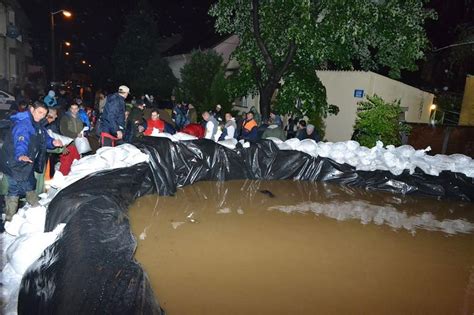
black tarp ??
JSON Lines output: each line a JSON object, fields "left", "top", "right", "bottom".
{"left": 18, "top": 138, "right": 474, "bottom": 314}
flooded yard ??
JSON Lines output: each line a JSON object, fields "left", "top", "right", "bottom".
{"left": 130, "top": 180, "right": 474, "bottom": 314}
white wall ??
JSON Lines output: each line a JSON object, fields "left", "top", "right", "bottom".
{"left": 317, "top": 71, "right": 370, "bottom": 141}
{"left": 165, "top": 54, "right": 191, "bottom": 81}
{"left": 369, "top": 72, "right": 433, "bottom": 123}
{"left": 318, "top": 71, "right": 433, "bottom": 142}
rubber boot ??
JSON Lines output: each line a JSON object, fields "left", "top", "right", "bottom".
{"left": 5, "top": 196, "right": 19, "bottom": 221}
{"left": 25, "top": 190, "right": 40, "bottom": 207}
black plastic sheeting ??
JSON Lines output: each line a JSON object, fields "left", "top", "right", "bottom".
{"left": 18, "top": 138, "right": 474, "bottom": 314}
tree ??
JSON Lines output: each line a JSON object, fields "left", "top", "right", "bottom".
{"left": 210, "top": 68, "right": 233, "bottom": 113}
{"left": 112, "top": 0, "right": 177, "bottom": 97}
{"left": 209, "top": 0, "right": 436, "bottom": 120}
{"left": 179, "top": 50, "right": 223, "bottom": 109}
{"left": 353, "top": 95, "right": 411, "bottom": 147}
{"left": 135, "top": 53, "right": 178, "bottom": 99}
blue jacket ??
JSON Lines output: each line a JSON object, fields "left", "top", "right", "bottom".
{"left": 78, "top": 108, "right": 91, "bottom": 129}
{"left": 100, "top": 93, "right": 125, "bottom": 135}
{"left": 0, "top": 111, "right": 55, "bottom": 180}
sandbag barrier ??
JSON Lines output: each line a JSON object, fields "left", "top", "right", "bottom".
{"left": 18, "top": 138, "right": 474, "bottom": 314}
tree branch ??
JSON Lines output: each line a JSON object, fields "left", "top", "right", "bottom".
{"left": 250, "top": 58, "right": 263, "bottom": 90}
{"left": 432, "top": 41, "right": 474, "bottom": 52}
{"left": 251, "top": 0, "right": 274, "bottom": 74}
{"left": 274, "top": 40, "right": 297, "bottom": 83}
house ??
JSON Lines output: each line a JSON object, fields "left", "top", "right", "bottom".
{"left": 0, "top": 0, "right": 33, "bottom": 93}
{"left": 165, "top": 35, "right": 239, "bottom": 81}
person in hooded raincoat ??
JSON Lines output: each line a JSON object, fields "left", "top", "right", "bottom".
{"left": 0, "top": 102, "right": 63, "bottom": 221}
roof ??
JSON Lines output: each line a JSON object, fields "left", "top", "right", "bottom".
{"left": 161, "top": 31, "right": 227, "bottom": 57}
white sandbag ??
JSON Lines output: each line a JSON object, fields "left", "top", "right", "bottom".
{"left": 151, "top": 128, "right": 161, "bottom": 137}
{"left": 394, "top": 145, "right": 416, "bottom": 158}
{"left": 344, "top": 140, "right": 360, "bottom": 151}
{"left": 277, "top": 142, "right": 293, "bottom": 150}
{"left": 449, "top": 153, "right": 471, "bottom": 165}
{"left": 174, "top": 132, "right": 198, "bottom": 141}
{"left": 153, "top": 132, "right": 175, "bottom": 141}
{"left": 266, "top": 137, "right": 283, "bottom": 145}
{"left": 218, "top": 138, "right": 237, "bottom": 149}
{"left": 4, "top": 214, "right": 27, "bottom": 237}
{"left": 284, "top": 138, "right": 301, "bottom": 150}
{"left": 316, "top": 142, "right": 332, "bottom": 157}
{"left": 47, "top": 130, "right": 74, "bottom": 146}
{"left": 296, "top": 139, "right": 318, "bottom": 157}
{"left": 6, "top": 224, "right": 65, "bottom": 275}
{"left": 75, "top": 136, "right": 92, "bottom": 154}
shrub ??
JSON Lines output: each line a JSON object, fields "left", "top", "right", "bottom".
{"left": 353, "top": 95, "right": 411, "bottom": 147}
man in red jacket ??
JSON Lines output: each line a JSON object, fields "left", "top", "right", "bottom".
{"left": 143, "top": 110, "right": 165, "bottom": 136}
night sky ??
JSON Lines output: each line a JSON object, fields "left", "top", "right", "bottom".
{"left": 18, "top": 0, "right": 473, "bottom": 91}
{"left": 19, "top": 0, "right": 217, "bottom": 71}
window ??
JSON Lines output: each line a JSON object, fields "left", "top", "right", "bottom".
{"left": 399, "top": 107, "right": 408, "bottom": 121}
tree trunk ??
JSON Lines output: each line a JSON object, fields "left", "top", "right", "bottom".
{"left": 259, "top": 85, "right": 275, "bottom": 120}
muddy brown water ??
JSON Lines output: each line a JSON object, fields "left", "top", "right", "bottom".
{"left": 129, "top": 180, "right": 474, "bottom": 314}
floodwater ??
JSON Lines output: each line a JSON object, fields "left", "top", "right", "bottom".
{"left": 129, "top": 180, "right": 474, "bottom": 314}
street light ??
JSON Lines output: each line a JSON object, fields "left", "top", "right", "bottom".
{"left": 64, "top": 41, "right": 71, "bottom": 47}
{"left": 50, "top": 9, "right": 72, "bottom": 82}
{"left": 81, "top": 60, "right": 87, "bottom": 64}
{"left": 65, "top": 52, "right": 70, "bottom": 56}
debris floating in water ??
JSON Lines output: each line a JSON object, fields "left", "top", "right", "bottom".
{"left": 259, "top": 190, "right": 276, "bottom": 198}
{"left": 171, "top": 221, "right": 185, "bottom": 229}
{"left": 216, "top": 208, "right": 232, "bottom": 214}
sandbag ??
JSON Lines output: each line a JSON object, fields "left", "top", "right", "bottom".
{"left": 74, "top": 136, "right": 92, "bottom": 154}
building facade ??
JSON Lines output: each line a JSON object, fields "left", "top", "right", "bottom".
{"left": 317, "top": 70, "right": 434, "bottom": 142}
{"left": 0, "top": 0, "right": 32, "bottom": 93}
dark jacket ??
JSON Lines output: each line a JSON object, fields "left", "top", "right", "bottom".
{"left": 60, "top": 111, "right": 84, "bottom": 139}
{"left": 262, "top": 125, "right": 287, "bottom": 141}
{"left": 298, "top": 128, "right": 320, "bottom": 142}
{"left": 0, "top": 111, "right": 54, "bottom": 180}
{"left": 187, "top": 108, "right": 197, "bottom": 124}
{"left": 241, "top": 119, "right": 258, "bottom": 141}
{"left": 44, "top": 119, "right": 60, "bottom": 134}
{"left": 100, "top": 93, "right": 125, "bottom": 135}
{"left": 129, "top": 107, "right": 144, "bottom": 125}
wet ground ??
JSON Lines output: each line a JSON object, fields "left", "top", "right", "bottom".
{"left": 129, "top": 180, "right": 474, "bottom": 314}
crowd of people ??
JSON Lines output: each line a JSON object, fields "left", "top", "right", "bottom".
{"left": 0, "top": 83, "right": 321, "bottom": 222}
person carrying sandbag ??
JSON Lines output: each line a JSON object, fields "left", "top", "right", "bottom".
{"left": 0, "top": 101, "right": 63, "bottom": 221}
{"left": 59, "top": 103, "right": 85, "bottom": 175}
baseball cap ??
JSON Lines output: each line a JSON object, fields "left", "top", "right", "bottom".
{"left": 118, "top": 85, "right": 130, "bottom": 94}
